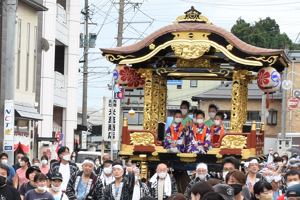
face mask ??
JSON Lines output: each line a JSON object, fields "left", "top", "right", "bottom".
{"left": 277, "top": 162, "right": 282, "bottom": 165}
{"left": 283, "top": 160, "right": 287, "bottom": 165}
{"left": 287, "top": 181, "right": 300, "bottom": 188}
{"left": 158, "top": 173, "right": 167, "bottom": 179}
{"left": 37, "top": 186, "right": 47, "bottom": 191}
{"left": 20, "top": 162, "right": 25, "bottom": 167}
{"left": 41, "top": 160, "right": 48, "bottom": 165}
{"left": 214, "top": 120, "right": 220, "bottom": 126}
{"left": 197, "top": 174, "right": 206, "bottom": 180}
{"left": 209, "top": 112, "right": 216, "bottom": 119}
{"left": 62, "top": 155, "right": 70, "bottom": 161}
{"left": 18, "top": 159, "right": 21, "bottom": 163}
{"left": 197, "top": 119, "right": 204, "bottom": 124}
{"left": 269, "top": 151, "right": 273, "bottom": 154}
{"left": 229, "top": 184, "right": 243, "bottom": 195}
{"left": 51, "top": 184, "right": 60, "bottom": 192}
{"left": 193, "top": 118, "right": 197, "bottom": 123}
{"left": 0, "top": 176, "right": 6, "bottom": 186}
{"left": 33, "top": 163, "right": 40, "bottom": 167}
{"left": 72, "top": 154, "right": 76, "bottom": 157}
{"left": 1, "top": 160, "right": 7, "bottom": 165}
{"left": 175, "top": 118, "right": 182, "bottom": 123}
{"left": 103, "top": 167, "right": 112, "bottom": 175}
{"left": 135, "top": 176, "right": 140, "bottom": 181}
{"left": 181, "top": 109, "right": 188, "bottom": 116}
{"left": 222, "top": 171, "right": 229, "bottom": 180}
{"left": 95, "top": 161, "right": 100, "bottom": 165}
{"left": 274, "top": 154, "right": 279, "bottom": 157}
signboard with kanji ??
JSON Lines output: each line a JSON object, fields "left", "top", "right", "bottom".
{"left": 102, "top": 97, "right": 121, "bottom": 143}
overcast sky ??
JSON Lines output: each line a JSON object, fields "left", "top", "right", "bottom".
{"left": 77, "top": 0, "right": 300, "bottom": 112}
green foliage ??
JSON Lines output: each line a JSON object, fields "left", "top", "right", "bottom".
{"left": 231, "top": 17, "right": 299, "bottom": 50}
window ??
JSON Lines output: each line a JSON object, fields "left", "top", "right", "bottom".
{"left": 17, "top": 19, "right": 22, "bottom": 89}
{"left": 190, "top": 80, "right": 197, "bottom": 87}
{"left": 124, "top": 112, "right": 143, "bottom": 125}
{"left": 26, "top": 23, "right": 30, "bottom": 91}
{"left": 247, "top": 111, "right": 261, "bottom": 121}
{"left": 33, "top": 26, "right": 37, "bottom": 92}
{"left": 177, "top": 85, "right": 182, "bottom": 89}
{"left": 267, "top": 109, "right": 277, "bottom": 125}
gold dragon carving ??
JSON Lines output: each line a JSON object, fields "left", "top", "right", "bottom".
{"left": 220, "top": 135, "right": 247, "bottom": 149}
{"left": 130, "top": 132, "right": 155, "bottom": 146}
{"left": 171, "top": 43, "right": 211, "bottom": 59}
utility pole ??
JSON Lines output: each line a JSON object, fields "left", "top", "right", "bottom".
{"left": 82, "top": 0, "right": 89, "bottom": 126}
{"left": 5, "top": 0, "right": 17, "bottom": 165}
{"left": 117, "top": 0, "right": 124, "bottom": 47}
{"left": 281, "top": 67, "right": 287, "bottom": 139}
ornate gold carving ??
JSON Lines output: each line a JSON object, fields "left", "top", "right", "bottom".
{"left": 123, "top": 117, "right": 128, "bottom": 127}
{"left": 149, "top": 43, "right": 155, "bottom": 50}
{"left": 118, "top": 40, "right": 263, "bottom": 67}
{"left": 105, "top": 54, "right": 134, "bottom": 62}
{"left": 210, "top": 63, "right": 220, "bottom": 68}
{"left": 176, "top": 58, "right": 210, "bottom": 68}
{"left": 177, "top": 153, "right": 197, "bottom": 158}
{"left": 140, "top": 161, "right": 148, "bottom": 180}
{"left": 156, "top": 68, "right": 178, "bottom": 76}
{"left": 130, "top": 132, "right": 155, "bottom": 146}
{"left": 173, "top": 7, "right": 212, "bottom": 24}
{"left": 172, "top": 32, "right": 210, "bottom": 40}
{"left": 171, "top": 43, "right": 211, "bottom": 59}
{"left": 220, "top": 135, "right": 247, "bottom": 149}
{"left": 158, "top": 77, "right": 167, "bottom": 122}
{"left": 230, "top": 70, "right": 251, "bottom": 132}
{"left": 151, "top": 77, "right": 160, "bottom": 133}
{"left": 247, "top": 56, "right": 278, "bottom": 66}
{"left": 226, "top": 44, "right": 233, "bottom": 51}
{"left": 251, "top": 121, "right": 256, "bottom": 131}
{"left": 142, "top": 69, "right": 153, "bottom": 131}
{"left": 207, "top": 69, "right": 231, "bottom": 76}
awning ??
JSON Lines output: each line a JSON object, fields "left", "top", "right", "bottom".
{"left": 15, "top": 102, "right": 43, "bottom": 121}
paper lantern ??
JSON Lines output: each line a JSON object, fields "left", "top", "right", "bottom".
{"left": 128, "top": 108, "right": 135, "bottom": 116}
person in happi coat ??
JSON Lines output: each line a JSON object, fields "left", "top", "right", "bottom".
{"left": 148, "top": 163, "right": 177, "bottom": 200}
{"left": 187, "top": 110, "right": 211, "bottom": 153}
{"left": 210, "top": 111, "right": 226, "bottom": 145}
{"left": 131, "top": 166, "right": 150, "bottom": 200}
{"left": 165, "top": 110, "right": 189, "bottom": 153}
{"left": 102, "top": 162, "right": 135, "bottom": 200}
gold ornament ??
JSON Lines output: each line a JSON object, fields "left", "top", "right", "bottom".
{"left": 247, "top": 56, "right": 278, "bottom": 66}
{"left": 105, "top": 54, "right": 134, "bottom": 62}
{"left": 173, "top": 6, "right": 212, "bottom": 24}
{"left": 171, "top": 43, "right": 211, "bottom": 59}
{"left": 176, "top": 58, "right": 210, "bottom": 68}
{"left": 130, "top": 132, "right": 155, "bottom": 146}
{"left": 220, "top": 135, "right": 247, "bottom": 149}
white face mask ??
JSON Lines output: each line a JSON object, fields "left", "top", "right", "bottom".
{"left": 175, "top": 118, "right": 182, "bottom": 123}
{"left": 18, "top": 159, "right": 21, "bottom": 163}
{"left": 197, "top": 119, "right": 204, "bottom": 124}
{"left": 62, "top": 155, "right": 70, "bottom": 161}
{"left": 1, "top": 160, "right": 7, "bottom": 165}
{"left": 181, "top": 109, "right": 188, "bottom": 116}
{"left": 95, "top": 161, "right": 100, "bottom": 165}
{"left": 269, "top": 151, "right": 273, "bottom": 154}
{"left": 209, "top": 112, "right": 216, "bottom": 119}
{"left": 33, "top": 163, "right": 40, "bottom": 167}
{"left": 197, "top": 174, "right": 206, "bottom": 180}
{"left": 37, "top": 186, "right": 47, "bottom": 191}
{"left": 135, "top": 176, "right": 140, "bottom": 181}
{"left": 277, "top": 162, "right": 282, "bottom": 165}
{"left": 193, "top": 118, "right": 197, "bottom": 123}
{"left": 51, "top": 184, "right": 61, "bottom": 192}
{"left": 287, "top": 181, "right": 300, "bottom": 188}
{"left": 223, "top": 171, "right": 229, "bottom": 180}
{"left": 103, "top": 167, "right": 112, "bottom": 175}
{"left": 274, "top": 154, "right": 279, "bottom": 157}
{"left": 41, "top": 160, "right": 48, "bottom": 165}
{"left": 214, "top": 120, "right": 220, "bottom": 126}
{"left": 158, "top": 173, "right": 167, "bottom": 179}
{"left": 72, "top": 154, "right": 76, "bottom": 157}
{"left": 283, "top": 160, "right": 287, "bottom": 165}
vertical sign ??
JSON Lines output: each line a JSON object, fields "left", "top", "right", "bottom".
{"left": 102, "top": 97, "right": 120, "bottom": 142}
{"left": 82, "top": 131, "right": 87, "bottom": 149}
{"left": 4, "top": 100, "right": 14, "bottom": 151}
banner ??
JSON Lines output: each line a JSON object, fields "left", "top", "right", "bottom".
{"left": 4, "top": 100, "right": 14, "bottom": 151}
{"left": 82, "top": 131, "right": 87, "bottom": 149}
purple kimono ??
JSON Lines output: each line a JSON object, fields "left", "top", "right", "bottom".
{"left": 164, "top": 123, "right": 189, "bottom": 153}
{"left": 186, "top": 124, "right": 211, "bottom": 154}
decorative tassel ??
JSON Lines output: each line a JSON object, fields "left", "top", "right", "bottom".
{"left": 140, "top": 91, "right": 142, "bottom": 99}
{"left": 127, "top": 93, "right": 130, "bottom": 105}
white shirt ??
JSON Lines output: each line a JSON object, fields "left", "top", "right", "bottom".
{"left": 59, "top": 163, "right": 70, "bottom": 191}
{"left": 47, "top": 189, "right": 69, "bottom": 200}
{"left": 101, "top": 172, "right": 115, "bottom": 187}
{"left": 158, "top": 179, "right": 164, "bottom": 200}
{"left": 132, "top": 182, "right": 140, "bottom": 200}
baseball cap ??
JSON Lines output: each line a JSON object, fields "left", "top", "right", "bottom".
{"left": 286, "top": 184, "right": 300, "bottom": 197}
{"left": 26, "top": 166, "right": 41, "bottom": 179}
{"left": 213, "top": 184, "right": 235, "bottom": 200}
{"left": 50, "top": 172, "right": 63, "bottom": 181}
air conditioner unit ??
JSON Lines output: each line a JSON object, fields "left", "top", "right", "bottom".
{"left": 292, "top": 89, "right": 300, "bottom": 97}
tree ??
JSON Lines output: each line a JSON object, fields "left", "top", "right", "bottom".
{"left": 231, "top": 17, "right": 299, "bottom": 50}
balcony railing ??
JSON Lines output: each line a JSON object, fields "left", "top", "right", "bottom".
{"left": 53, "top": 71, "right": 67, "bottom": 107}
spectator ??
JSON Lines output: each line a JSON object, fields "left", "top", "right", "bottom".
{"left": 49, "top": 146, "right": 79, "bottom": 192}
{"left": 132, "top": 166, "right": 150, "bottom": 200}
{"left": 188, "top": 181, "right": 214, "bottom": 200}
{"left": 225, "top": 169, "right": 248, "bottom": 200}
{"left": 100, "top": 160, "right": 114, "bottom": 190}
{"left": 94, "top": 157, "right": 101, "bottom": 175}
{"left": 70, "top": 151, "right": 77, "bottom": 162}
{"left": 202, "top": 192, "right": 225, "bottom": 200}
{"left": 268, "top": 175, "right": 285, "bottom": 200}
{"left": 277, "top": 170, "right": 300, "bottom": 200}
{"left": 19, "top": 166, "right": 41, "bottom": 200}
{"left": 0, "top": 163, "right": 21, "bottom": 200}
{"left": 40, "top": 155, "right": 49, "bottom": 175}
{"left": 13, "top": 153, "right": 24, "bottom": 171}
{"left": 285, "top": 184, "right": 300, "bottom": 200}
{"left": 14, "top": 156, "right": 30, "bottom": 189}
{"left": 253, "top": 181, "right": 272, "bottom": 200}
{"left": 213, "top": 184, "right": 235, "bottom": 200}
{"left": 244, "top": 158, "right": 267, "bottom": 192}
{"left": 32, "top": 158, "right": 40, "bottom": 167}
{"left": 167, "top": 193, "right": 187, "bottom": 200}
{"left": 0, "top": 153, "right": 16, "bottom": 185}
{"left": 47, "top": 172, "right": 68, "bottom": 200}
{"left": 24, "top": 173, "right": 54, "bottom": 200}
{"left": 102, "top": 153, "right": 111, "bottom": 163}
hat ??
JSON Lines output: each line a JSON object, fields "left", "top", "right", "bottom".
{"left": 213, "top": 184, "right": 235, "bottom": 200}
{"left": 50, "top": 172, "right": 63, "bottom": 181}
{"left": 26, "top": 166, "right": 41, "bottom": 179}
{"left": 286, "top": 184, "right": 300, "bottom": 197}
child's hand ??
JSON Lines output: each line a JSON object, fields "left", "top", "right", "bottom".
{"left": 204, "top": 143, "right": 208, "bottom": 147}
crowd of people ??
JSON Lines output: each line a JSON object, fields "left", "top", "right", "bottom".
{"left": 165, "top": 101, "right": 226, "bottom": 154}
{"left": 0, "top": 146, "right": 300, "bottom": 200}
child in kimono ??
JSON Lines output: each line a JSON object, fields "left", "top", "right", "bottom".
{"left": 187, "top": 110, "right": 211, "bottom": 154}
{"left": 210, "top": 111, "right": 226, "bottom": 144}
{"left": 165, "top": 110, "right": 189, "bottom": 153}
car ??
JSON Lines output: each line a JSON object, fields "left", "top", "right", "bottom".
{"left": 75, "top": 151, "right": 102, "bottom": 170}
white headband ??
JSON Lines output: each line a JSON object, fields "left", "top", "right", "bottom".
{"left": 113, "top": 164, "right": 124, "bottom": 171}
{"left": 196, "top": 163, "right": 207, "bottom": 171}
{"left": 82, "top": 160, "right": 94, "bottom": 166}
{"left": 249, "top": 159, "right": 258, "bottom": 164}
{"left": 268, "top": 175, "right": 281, "bottom": 183}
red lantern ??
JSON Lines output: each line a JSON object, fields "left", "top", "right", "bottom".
{"left": 257, "top": 67, "right": 281, "bottom": 108}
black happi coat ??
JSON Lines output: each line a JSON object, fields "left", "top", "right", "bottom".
{"left": 148, "top": 175, "right": 178, "bottom": 200}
